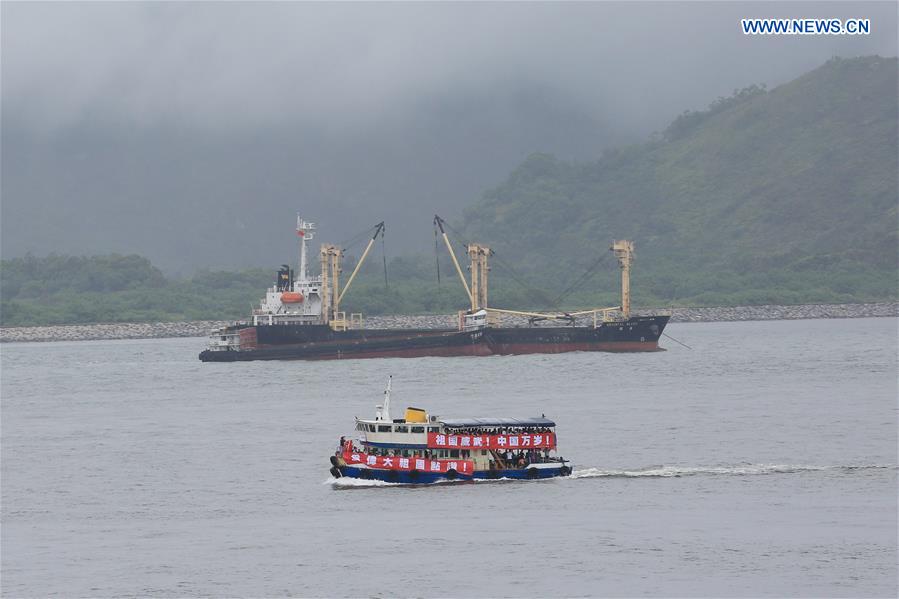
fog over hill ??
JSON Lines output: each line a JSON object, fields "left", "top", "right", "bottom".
{"left": 2, "top": 2, "right": 896, "bottom": 273}
{"left": 461, "top": 56, "right": 897, "bottom": 308}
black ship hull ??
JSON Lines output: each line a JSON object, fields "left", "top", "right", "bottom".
{"left": 198, "top": 315, "right": 669, "bottom": 362}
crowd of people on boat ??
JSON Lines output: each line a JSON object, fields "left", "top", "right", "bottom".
{"left": 493, "top": 448, "right": 558, "bottom": 468}
{"left": 442, "top": 426, "right": 554, "bottom": 435}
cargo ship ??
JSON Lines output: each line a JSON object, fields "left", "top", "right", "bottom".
{"left": 329, "top": 377, "right": 573, "bottom": 483}
{"left": 198, "top": 215, "right": 669, "bottom": 362}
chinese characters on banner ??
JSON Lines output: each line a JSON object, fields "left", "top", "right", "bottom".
{"left": 342, "top": 450, "right": 473, "bottom": 474}
{"left": 426, "top": 432, "right": 556, "bottom": 450}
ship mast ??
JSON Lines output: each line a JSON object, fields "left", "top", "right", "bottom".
{"left": 467, "top": 244, "right": 491, "bottom": 311}
{"left": 382, "top": 376, "right": 392, "bottom": 422}
{"left": 296, "top": 215, "right": 316, "bottom": 283}
{"left": 610, "top": 240, "right": 634, "bottom": 319}
{"left": 320, "top": 244, "right": 342, "bottom": 324}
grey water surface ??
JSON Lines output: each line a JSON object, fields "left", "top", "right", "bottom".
{"left": 2, "top": 318, "right": 896, "bottom": 597}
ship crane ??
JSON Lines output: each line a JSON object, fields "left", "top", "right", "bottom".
{"left": 321, "top": 221, "right": 385, "bottom": 330}
{"left": 433, "top": 215, "right": 634, "bottom": 328}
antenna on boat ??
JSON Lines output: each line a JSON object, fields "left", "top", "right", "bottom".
{"left": 382, "top": 376, "right": 392, "bottom": 422}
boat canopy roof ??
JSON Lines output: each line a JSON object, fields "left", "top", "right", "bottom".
{"left": 439, "top": 417, "right": 555, "bottom": 428}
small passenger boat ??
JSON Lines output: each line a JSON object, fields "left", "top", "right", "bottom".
{"left": 328, "top": 378, "right": 573, "bottom": 484}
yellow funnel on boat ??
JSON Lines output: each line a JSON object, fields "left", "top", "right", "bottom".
{"left": 405, "top": 407, "right": 427, "bottom": 423}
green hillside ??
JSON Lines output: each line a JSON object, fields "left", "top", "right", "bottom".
{"left": 0, "top": 254, "right": 274, "bottom": 326}
{"left": 462, "top": 56, "right": 898, "bottom": 309}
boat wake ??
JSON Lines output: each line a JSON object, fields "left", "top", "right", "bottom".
{"left": 324, "top": 477, "right": 401, "bottom": 488}
{"left": 569, "top": 463, "right": 896, "bottom": 479}
{"left": 323, "top": 464, "right": 896, "bottom": 489}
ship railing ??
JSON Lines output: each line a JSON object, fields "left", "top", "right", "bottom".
{"left": 350, "top": 313, "right": 364, "bottom": 329}
{"left": 207, "top": 335, "right": 240, "bottom": 350}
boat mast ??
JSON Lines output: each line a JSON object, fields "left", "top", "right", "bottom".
{"left": 467, "top": 244, "right": 491, "bottom": 311}
{"left": 296, "top": 215, "right": 316, "bottom": 283}
{"left": 610, "top": 240, "right": 634, "bottom": 319}
{"left": 320, "top": 244, "right": 342, "bottom": 323}
{"left": 382, "top": 376, "right": 392, "bottom": 422}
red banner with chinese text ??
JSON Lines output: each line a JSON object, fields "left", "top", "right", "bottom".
{"left": 342, "top": 447, "right": 474, "bottom": 474}
{"left": 426, "top": 432, "right": 556, "bottom": 450}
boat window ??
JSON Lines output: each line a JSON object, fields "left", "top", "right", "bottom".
{"left": 427, "top": 426, "right": 439, "bottom": 433}
{"left": 450, "top": 450, "right": 459, "bottom": 458}
{"left": 395, "top": 425, "right": 408, "bottom": 433}
{"left": 377, "top": 425, "right": 392, "bottom": 433}
{"left": 481, "top": 450, "right": 487, "bottom": 456}
{"left": 367, "top": 424, "right": 376, "bottom": 432}
{"left": 410, "top": 426, "right": 424, "bottom": 433}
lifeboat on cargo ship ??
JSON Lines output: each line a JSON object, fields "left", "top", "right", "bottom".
{"left": 328, "top": 377, "right": 573, "bottom": 484}
{"left": 280, "top": 291, "right": 304, "bottom": 303}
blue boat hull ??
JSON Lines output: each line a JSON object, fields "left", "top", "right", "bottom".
{"left": 333, "top": 464, "right": 572, "bottom": 484}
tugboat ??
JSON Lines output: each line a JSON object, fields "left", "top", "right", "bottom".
{"left": 328, "top": 378, "right": 573, "bottom": 483}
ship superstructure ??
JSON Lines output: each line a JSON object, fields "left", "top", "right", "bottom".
{"left": 254, "top": 217, "right": 324, "bottom": 326}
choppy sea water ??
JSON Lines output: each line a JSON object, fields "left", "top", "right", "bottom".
{"left": 1, "top": 318, "right": 896, "bottom": 597}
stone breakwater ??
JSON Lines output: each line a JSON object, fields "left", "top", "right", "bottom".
{"left": 0, "top": 320, "right": 232, "bottom": 344}
{"left": 1, "top": 302, "right": 895, "bottom": 343}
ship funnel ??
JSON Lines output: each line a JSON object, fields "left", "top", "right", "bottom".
{"left": 404, "top": 407, "right": 427, "bottom": 423}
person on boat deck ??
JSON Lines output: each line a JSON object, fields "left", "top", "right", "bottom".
{"left": 339, "top": 436, "right": 345, "bottom": 450}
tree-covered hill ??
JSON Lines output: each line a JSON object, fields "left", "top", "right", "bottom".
{"left": 0, "top": 254, "right": 273, "bottom": 326}
{"left": 462, "top": 56, "right": 898, "bottom": 308}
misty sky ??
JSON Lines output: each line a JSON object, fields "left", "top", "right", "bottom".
{"left": 2, "top": 1, "right": 896, "bottom": 273}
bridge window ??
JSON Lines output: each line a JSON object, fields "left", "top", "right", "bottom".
{"left": 427, "top": 426, "right": 439, "bottom": 433}
{"left": 377, "top": 425, "right": 392, "bottom": 433}
{"left": 411, "top": 426, "right": 424, "bottom": 433}
{"left": 395, "top": 425, "right": 408, "bottom": 433}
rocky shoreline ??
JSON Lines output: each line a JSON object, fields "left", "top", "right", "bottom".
{"left": 1, "top": 302, "right": 895, "bottom": 344}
